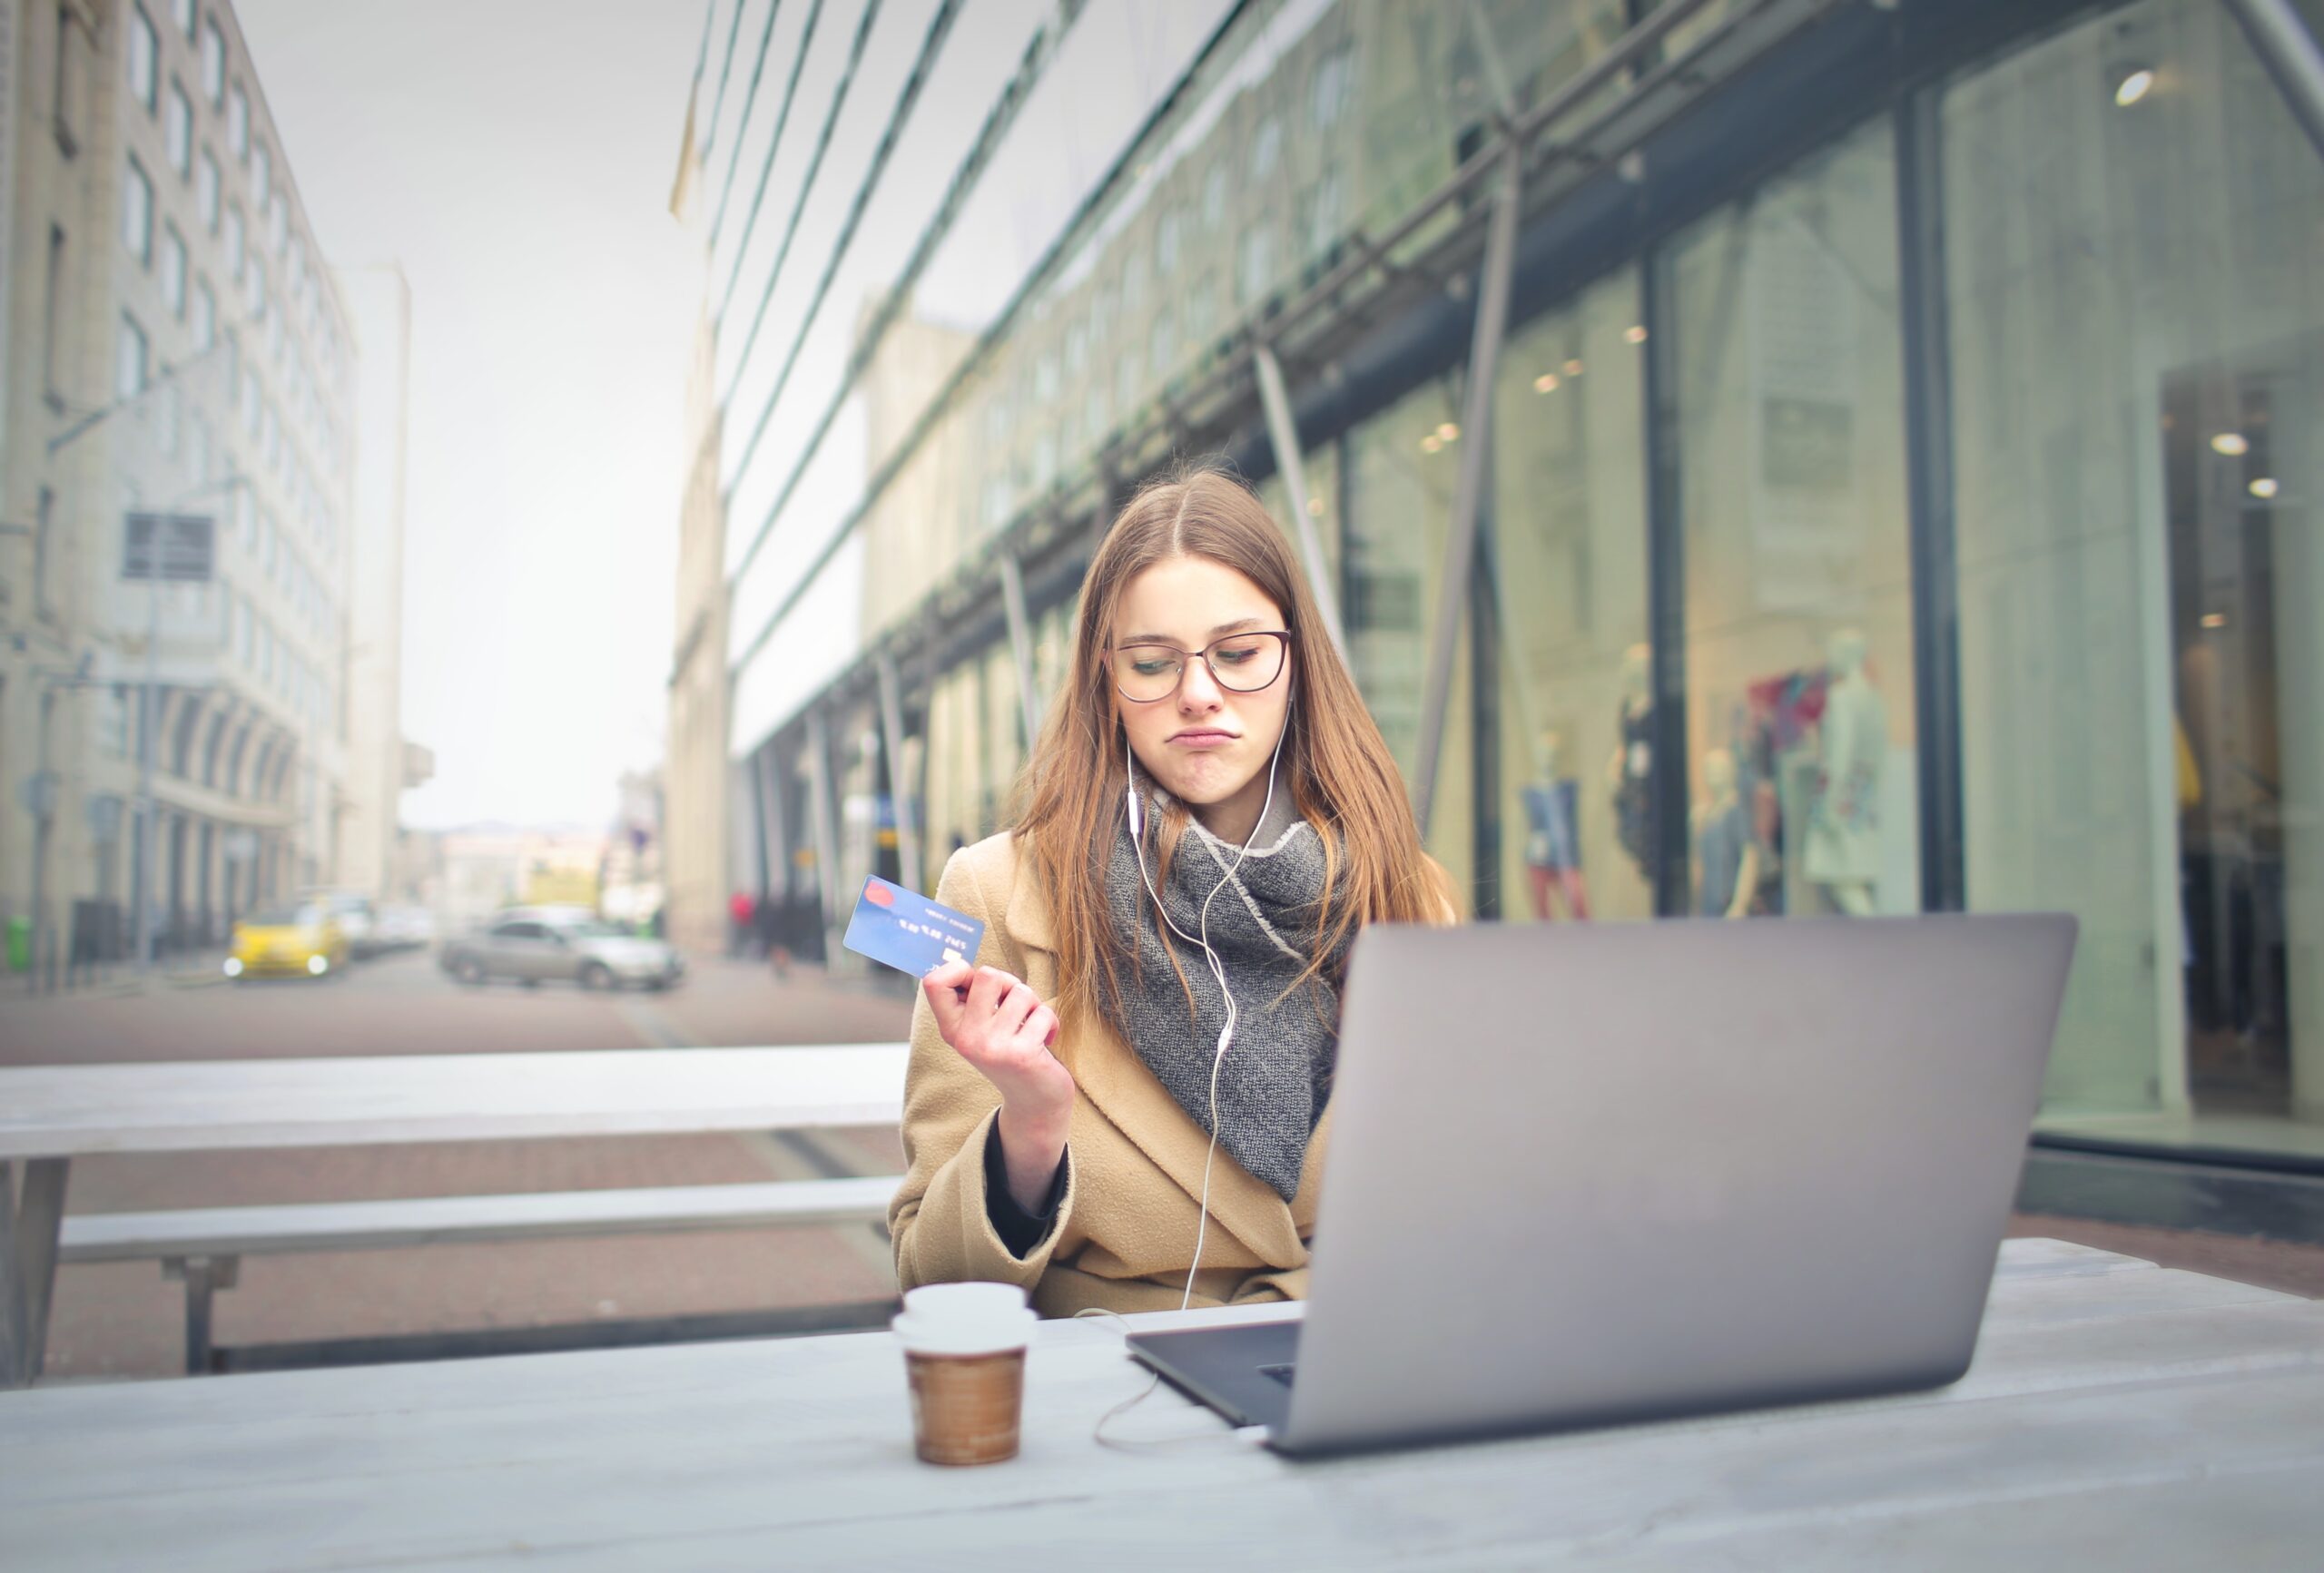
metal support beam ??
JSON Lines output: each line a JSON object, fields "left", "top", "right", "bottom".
{"left": 1640, "top": 246, "right": 1692, "bottom": 919}
{"left": 1413, "top": 146, "right": 1523, "bottom": 836}
{"left": 875, "top": 653, "right": 923, "bottom": 892}
{"left": 163, "top": 1254, "right": 236, "bottom": 1376}
{"left": 1, "top": 1157, "right": 70, "bottom": 1387}
{"left": 1896, "top": 90, "right": 1965, "bottom": 912}
{"left": 1252, "top": 342, "right": 1348, "bottom": 660}
{"left": 2223, "top": 0, "right": 2324, "bottom": 162}
{"left": 804, "top": 707, "right": 846, "bottom": 965}
{"left": 998, "top": 551, "right": 1042, "bottom": 752}
{"left": 0, "top": 1164, "right": 23, "bottom": 1385}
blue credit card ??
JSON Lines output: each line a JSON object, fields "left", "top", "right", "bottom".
{"left": 842, "top": 875, "right": 985, "bottom": 979}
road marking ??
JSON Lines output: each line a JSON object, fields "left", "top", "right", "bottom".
{"left": 614, "top": 996, "right": 690, "bottom": 1047}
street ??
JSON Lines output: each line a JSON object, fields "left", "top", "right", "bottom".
{"left": 2, "top": 950, "right": 914, "bottom": 1382}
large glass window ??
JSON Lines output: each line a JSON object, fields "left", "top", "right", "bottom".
{"left": 1944, "top": 0, "right": 2324, "bottom": 1154}
{"left": 1345, "top": 378, "right": 1475, "bottom": 897}
{"left": 1492, "top": 268, "right": 1653, "bottom": 923}
{"left": 197, "top": 148, "right": 220, "bottom": 231}
{"left": 1667, "top": 115, "right": 1919, "bottom": 923}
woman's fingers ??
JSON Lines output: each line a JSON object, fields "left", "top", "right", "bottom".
{"left": 1000, "top": 979, "right": 1043, "bottom": 1037}
{"left": 921, "top": 959, "right": 972, "bottom": 1038}
{"left": 963, "top": 964, "right": 1014, "bottom": 1024}
{"left": 1020, "top": 1003, "right": 1059, "bottom": 1051}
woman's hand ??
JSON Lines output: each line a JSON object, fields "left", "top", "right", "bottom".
{"left": 922, "top": 961, "right": 1073, "bottom": 1213}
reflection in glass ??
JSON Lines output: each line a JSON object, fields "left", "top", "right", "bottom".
{"left": 1944, "top": 0, "right": 2324, "bottom": 1151}
{"left": 1491, "top": 269, "right": 1651, "bottom": 921}
{"left": 1668, "top": 115, "right": 1919, "bottom": 923}
{"left": 1345, "top": 379, "right": 1473, "bottom": 894}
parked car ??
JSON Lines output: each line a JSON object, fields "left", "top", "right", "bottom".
{"left": 301, "top": 889, "right": 381, "bottom": 958}
{"left": 372, "top": 904, "right": 438, "bottom": 951}
{"left": 225, "top": 904, "right": 350, "bottom": 981}
{"left": 439, "top": 908, "right": 684, "bottom": 992}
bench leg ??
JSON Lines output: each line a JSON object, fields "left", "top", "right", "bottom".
{"left": 162, "top": 1256, "right": 240, "bottom": 1376}
{"left": 1, "top": 1158, "right": 71, "bottom": 1388}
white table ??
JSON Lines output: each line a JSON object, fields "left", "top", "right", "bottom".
{"left": 3, "top": 1239, "right": 2319, "bottom": 1570}
{"left": 0, "top": 1045, "right": 909, "bottom": 1385}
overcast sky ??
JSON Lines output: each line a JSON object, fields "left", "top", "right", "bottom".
{"left": 235, "top": 0, "right": 1233, "bottom": 830}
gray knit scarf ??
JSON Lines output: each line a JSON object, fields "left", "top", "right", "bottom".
{"left": 1101, "top": 783, "right": 1350, "bottom": 1201}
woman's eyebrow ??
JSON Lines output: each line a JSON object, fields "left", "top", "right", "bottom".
{"left": 1118, "top": 616, "right": 1267, "bottom": 644}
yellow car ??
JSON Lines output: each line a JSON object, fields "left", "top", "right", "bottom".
{"left": 224, "top": 904, "right": 350, "bottom": 981}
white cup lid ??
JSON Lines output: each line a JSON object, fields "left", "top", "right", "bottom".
{"left": 893, "top": 1282, "right": 1035, "bottom": 1355}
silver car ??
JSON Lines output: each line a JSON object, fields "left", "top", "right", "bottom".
{"left": 441, "top": 909, "right": 684, "bottom": 992}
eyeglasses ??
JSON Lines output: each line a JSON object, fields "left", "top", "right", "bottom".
{"left": 1108, "top": 631, "right": 1292, "bottom": 703}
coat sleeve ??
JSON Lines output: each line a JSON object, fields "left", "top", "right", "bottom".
{"left": 888, "top": 846, "right": 1078, "bottom": 1294}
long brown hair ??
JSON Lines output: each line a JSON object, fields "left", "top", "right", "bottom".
{"left": 1013, "top": 461, "right": 1457, "bottom": 1038}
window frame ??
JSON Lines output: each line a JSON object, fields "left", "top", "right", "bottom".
{"left": 196, "top": 146, "right": 221, "bottom": 231}
{"left": 127, "top": 3, "right": 158, "bottom": 114}
{"left": 228, "top": 81, "right": 249, "bottom": 160}
{"left": 116, "top": 311, "right": 150, "bottom": 401}
{"left": 201, "top": 15, "right": 225, "bottom": 105}
{"left": 165, "top": 76, "right": 193, "bottom": 175}
{"left": 160, "top": 221, "right": 188, "bottom": 318}
{"left": 122, "top": 155, "right": 154, "bottom": 266}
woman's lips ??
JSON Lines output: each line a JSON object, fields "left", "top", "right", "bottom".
{"left": 1169, "top": 730, "right": 1237, "bottom": 749}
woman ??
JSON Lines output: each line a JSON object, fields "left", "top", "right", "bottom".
{"left": 889, "top": 465, "right": 1457, "bottom": 1316}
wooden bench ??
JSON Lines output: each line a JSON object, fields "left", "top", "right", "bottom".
{"left": 59, "top": 1175, "right": 902, "bottom": 1374}
{"left": 2, "top": 1044, "right": 910, "bottom": 1386}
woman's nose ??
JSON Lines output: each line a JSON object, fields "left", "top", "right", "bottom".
{"left": 1178, "top": 654, "right": 1226, "bottom": 709}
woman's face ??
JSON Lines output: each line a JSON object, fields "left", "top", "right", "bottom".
{"left": 1108, "top": 555, "right": 1292, "bottom": 829}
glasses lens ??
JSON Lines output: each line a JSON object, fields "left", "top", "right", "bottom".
{"left": 1207, "top": 633, "right": 1285, "bottom": 693}
{"left": 1114, "top": 645, "right": 1183, "bottom": 702}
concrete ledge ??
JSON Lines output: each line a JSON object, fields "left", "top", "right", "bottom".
{"left": 2019, "top": 1145, "right": 2324, "bottom": 1247}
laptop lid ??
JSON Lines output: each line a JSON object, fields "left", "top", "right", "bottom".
{"left": 1273, "top": 913, "right": 2076, "bottom": 1456}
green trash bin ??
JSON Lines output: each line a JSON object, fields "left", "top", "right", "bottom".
{"left": 5, "top": 916, "right": 30, "bottom": 975}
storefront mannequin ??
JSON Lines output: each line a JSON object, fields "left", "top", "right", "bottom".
{"left": 1608, "top": 643, "right": 1657, "bottom": 887}
{"left": 1805, "top": 628, "right": 1886, "bottom": 917}
{"left": 1522, "top": 730, "right": 1590, "bottom": 920}
{"left": 1694, "top": 747, "right": 1758, "bottom": 919}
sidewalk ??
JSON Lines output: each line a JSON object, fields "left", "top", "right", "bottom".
{"left": 5, "top": 950, "right": 233, "bottom": 1000}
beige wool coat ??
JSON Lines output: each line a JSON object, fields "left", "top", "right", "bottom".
{"left": 891, "top": 828, "right": 1435, "bottom": 1317}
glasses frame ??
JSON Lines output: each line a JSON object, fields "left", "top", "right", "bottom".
{"left": 1108, "top": 630, "right": 1294, "bottom": 703}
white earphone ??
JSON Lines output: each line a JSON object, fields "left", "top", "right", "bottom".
{"left": 1125, "top": 692, "right": 1290, "bottom": 1311}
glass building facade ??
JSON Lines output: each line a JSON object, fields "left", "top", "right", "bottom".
{"left": 715, "top": 0, "right": 2324, "bottom": 1167}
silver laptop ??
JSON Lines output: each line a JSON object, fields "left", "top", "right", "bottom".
{"left": 1128, "top": 913, "right": 2077, "bottom": 1456}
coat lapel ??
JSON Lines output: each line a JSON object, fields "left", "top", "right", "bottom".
{"left": 1002, "top": 841, "right": 1306, "bottom": 1265}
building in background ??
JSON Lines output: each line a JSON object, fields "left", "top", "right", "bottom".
{"left": 332, "top": 260, "right": 418, "bottom": 905}
{"left": 672, "top": 0, "right": 2324, "bottom": 1165}
{"left": 2, "top": 0, "right": 359, "bottom": 979}
{"left": 664, "top": 295, "right": 730, "bottom": 955}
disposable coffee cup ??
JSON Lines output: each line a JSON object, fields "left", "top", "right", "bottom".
{"left": 892, "top": 1283, "right": 1038, "bottom": 1466}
